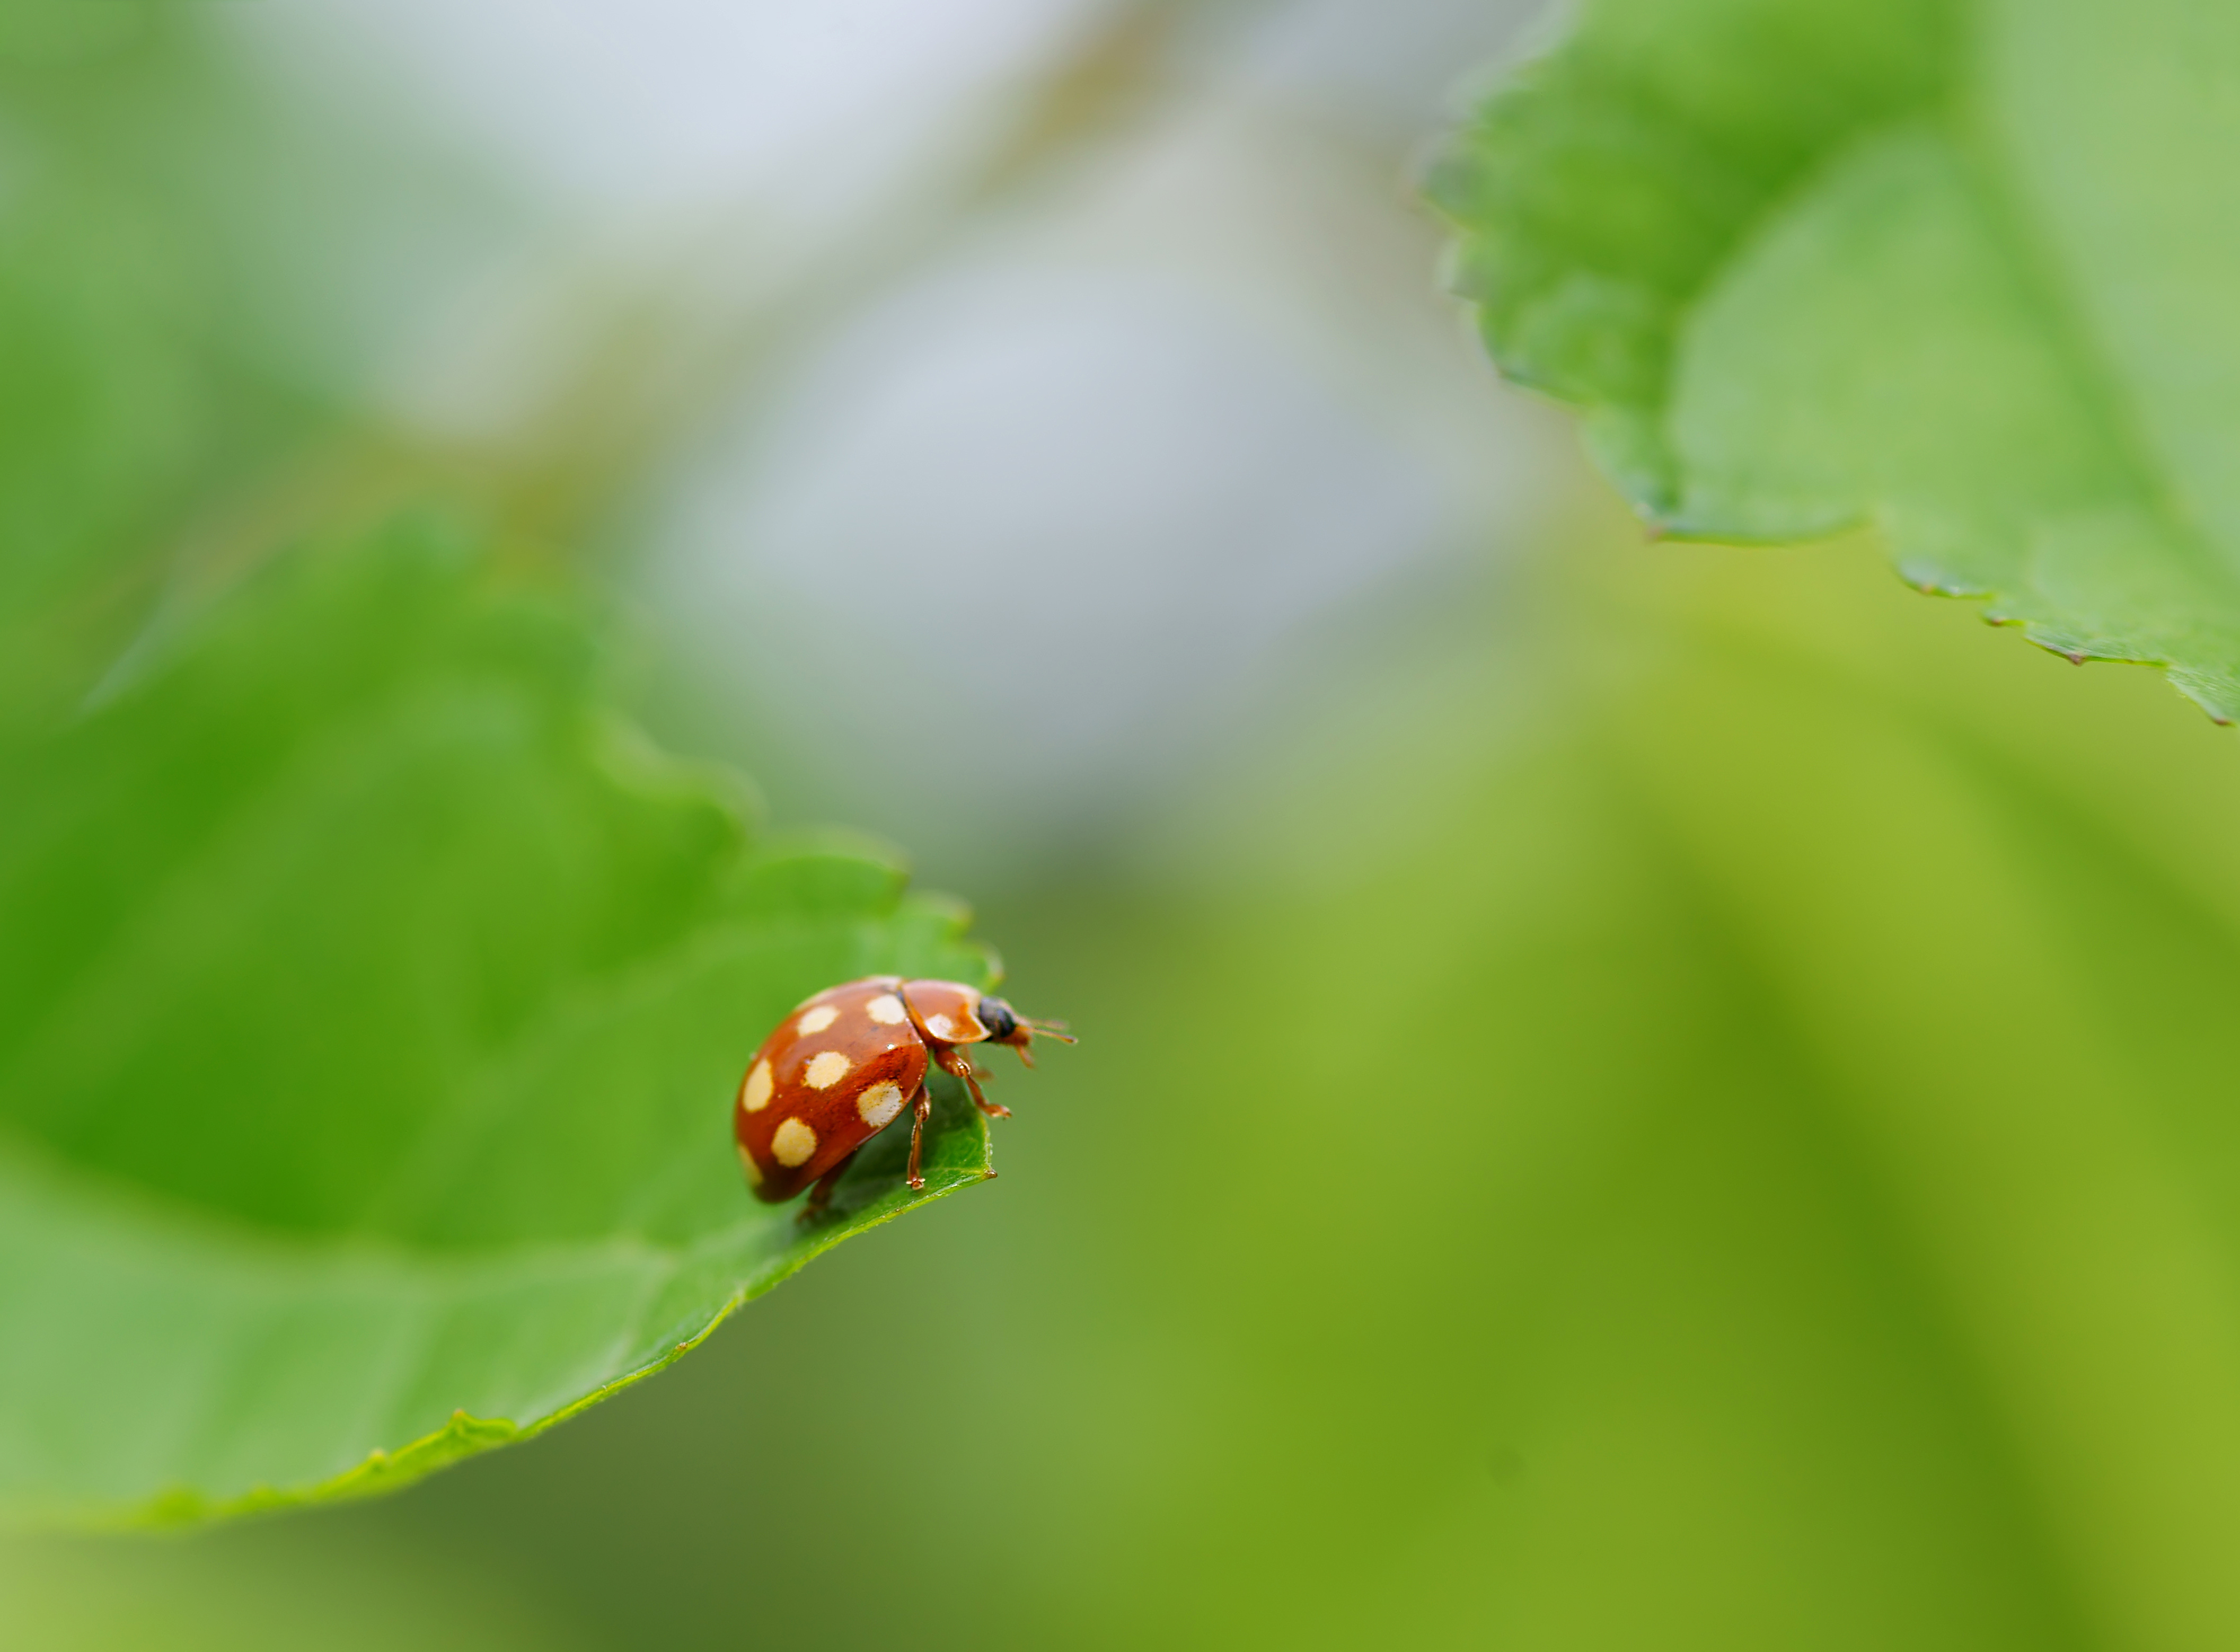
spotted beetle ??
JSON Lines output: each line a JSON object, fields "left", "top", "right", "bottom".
{"left": 735, "top": 976, "right": 1070, "bottom": 1215}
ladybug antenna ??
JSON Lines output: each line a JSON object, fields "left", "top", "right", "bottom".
{"left": 1025, "top": 1018, "right": 1076, "bottom": 1044}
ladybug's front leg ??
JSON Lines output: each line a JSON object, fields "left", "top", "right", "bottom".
{"left": 935, "top": 1045, "right": 1010, "bottom": 1119}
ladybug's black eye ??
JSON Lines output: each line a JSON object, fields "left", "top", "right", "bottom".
{"left": 978, "top": 996, "right": 1018, "bottom": 1040}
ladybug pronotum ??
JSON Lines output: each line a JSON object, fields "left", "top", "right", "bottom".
{"left": 735, "top": 976, "right": 1069, "bottom": 1215}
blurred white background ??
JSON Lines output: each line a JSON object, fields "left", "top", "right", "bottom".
{"left": 226, "top": 0, "right": 1558, "bottom": 884}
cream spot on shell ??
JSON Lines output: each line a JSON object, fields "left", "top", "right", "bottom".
{"left": 736, "top": 1142, "right": 763, "bottom": 1185}
{"left": 805, "top": 1050, "right": 852, "bottom": 1089}
{"left": 772, "top": 1117, "right": 817, "bottom": 1167}
{"left": 741, "top": 1059, "right": 773, "bottom": 1113}
{"left": 924, "top": 1015, "right": 956, "bottom": 1041}
{"left": 797, "top": 1004, "right": 840, "bottom": 1035}
{"left": 866, "top": 993, "right": 907, "bottom": 1026}
{"left": 857, "top": 1081, "right": 905, "bottom": 1128}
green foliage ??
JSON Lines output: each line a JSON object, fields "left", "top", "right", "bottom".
{"left": 1429, "top": 0, "right": 2240, "bottom": 720}
{"left": 0, "top": 526, "right": 994, "bottom": 1525}
{"left": 0, "top": 1521, "right": 575, "bottom": 1651}
{"left": 0, "top": 6, "right": 376, "bottom": 731}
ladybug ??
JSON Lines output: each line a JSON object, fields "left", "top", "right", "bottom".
{"left": 735, "top": 976, "right": 1070, "bottom": 1215}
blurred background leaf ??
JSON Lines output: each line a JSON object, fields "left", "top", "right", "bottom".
{"left": 0, "top": 1520, "right": 585, "bottom": 1650}
{"left": 1430, "top": 0, "right": 2240, "bottom": 721}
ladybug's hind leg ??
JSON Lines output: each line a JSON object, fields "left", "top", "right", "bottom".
{"left": 905, "top": 1083, "right": 932, "bottom": 1191}
{"left": 936, "top": 1045, "right": 1010, "bottom": 1119}
{"left": 800, "top": 1152, "right": 858, "bottom": 1224}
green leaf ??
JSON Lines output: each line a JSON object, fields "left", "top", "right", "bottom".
{"left": 0, "top": 522, "right": 995, "bottom": 1526}
{"left": 1428, "top": 0, "right": 2240, "bottom": 720}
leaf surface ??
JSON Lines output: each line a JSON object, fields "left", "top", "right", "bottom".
{"left": 0, "top": 528, "right": 994, "bottom": 1525}
{"left": 1428, "top": 0, "right": 2240, "bottom": 718}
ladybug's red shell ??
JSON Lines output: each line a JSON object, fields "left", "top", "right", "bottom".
{"left": 736, "top": 977, "right": 930, "bottom": 1204}
{"left": 737, "top": 973, "right": 1062, "bottom": 1206}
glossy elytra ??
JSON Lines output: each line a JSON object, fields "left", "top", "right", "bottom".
{"left": 735, "top": 976, "right": 1071, "bottom": 1215}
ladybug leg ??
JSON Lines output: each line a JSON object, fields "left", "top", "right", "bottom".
{"left": 938, "top": 1045, "right": 1010, "bottom": 1119}
{"left": 905, "top": 1083, "right": 932, "bottom": 1191}
{"left": 800, "top": 1153, "right": 857, "bottom": 1223}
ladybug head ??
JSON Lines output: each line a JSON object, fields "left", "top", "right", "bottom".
{"left": 977, "top": 995, "right": 1024, "bottom": 1046}
{"left": 975, "top": 993, "right": 1074, "bottom": 1067}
